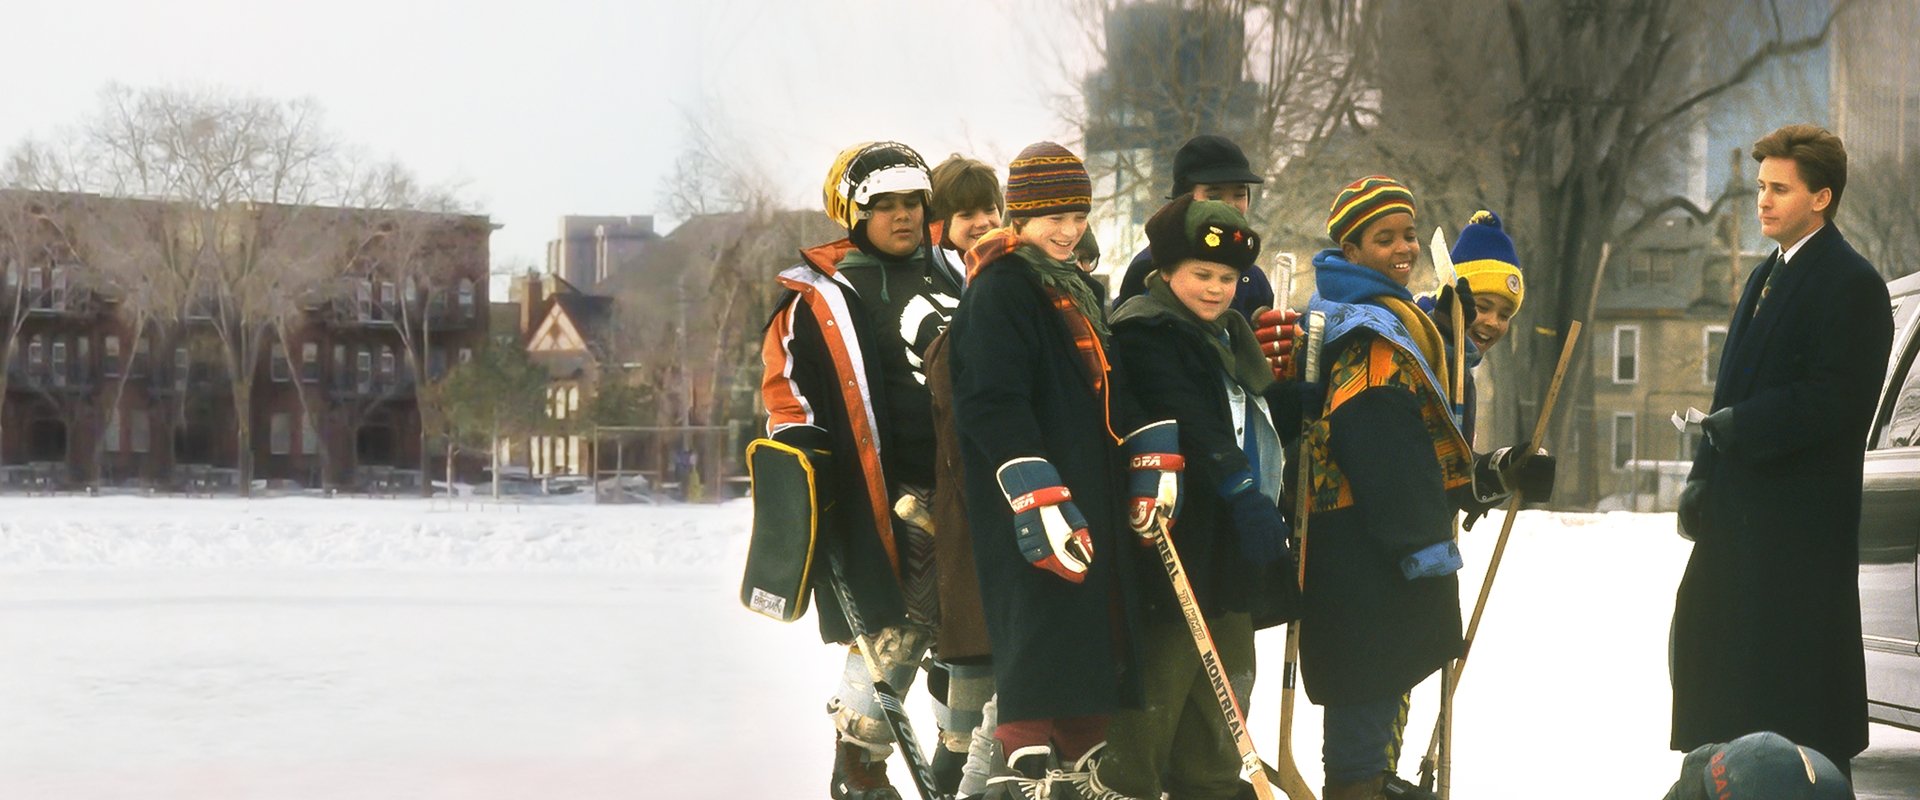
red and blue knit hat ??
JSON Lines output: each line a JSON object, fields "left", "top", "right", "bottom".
{"left": 1327, "top": 175, "right": 1415, "bottom": 245}
{"left": 1005, "top": 142, "right": 1091, "bottom": 219}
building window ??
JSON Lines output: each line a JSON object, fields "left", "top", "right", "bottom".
{"left": 379, "top": 346, "right": 395, "bottom": 385}
{"left": 459, "top": 278, "right": 475, "bottom": 319}
{"left": 428, "top": 347, "right": 446, "bottom": 379}
{"left": 27, "top": 266, "right": 43, "bottom": 308}
{"left": 130, "top": 411, "right": 150, "bottom": 454}
{"left": 105, "top": 408, "right": 121, "bottom": 453}
{"left": 27, "top": 335, "right": 43, "bottom": 378}
{"left": 4, "top": 258, "right": 15, "bottom": 289}
{"left": 50, "top": 265, "right": 66, "bottom": 310}
{"left": 380, "top": 281, "right": 396, "bottom": 318}
{"left": 301, "top": 412, "right": 319, "bottom": 455}
{"left": 356, "top": 279, "right": 373, "bottom": 320}
{"left": 1702, "top": 326, "right": 1728, "bottom": 385}
{"left": 174, "top": 347, "right": 189, "bottom": 393}
{"left": 104, "top": 336, "right": 121, "bottom": 378}
{"left": 76, "top": 337, "right": 88, "bottom": 382}
{"left": 1611, "top": 412, "right": 1637, "bottom": 471}
{"left": 356, "top": 349, "right": 372, "bottom": 392}
{"left": 133, "top": 338, "right": 149, "bottom": 379}
{"left": 271, "top": 342, "right": 291, "bottom": 382}
{"left": 404, "top": 276, "right": 418, "bottom": 306}
{"left": 1613, "top": 325, "right": 1640, "bottom": 384}
{"left": 302, "top": 342, "right": 320, "bottom": 383}
{"left": 270, "top": 413, "right": 291, "bottom": 455}
{"left": 333, "top": 344, "right": 347, "bottom": 388}
{"left": 51, "top": 340, "right": 66, "bottom": 386}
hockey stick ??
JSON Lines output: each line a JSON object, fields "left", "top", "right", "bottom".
{"left": 1427, "top": 227, "right": 1466, "bottom": 800}
{"left": 826, "top": 549, "right": 948, "bottom": 800}
{"left": 1418, "top": 321, "right": 1583, "bottom": 794}
{"left": 1152, "top": 518, "right": 1280, "bottom": 800}
{"left": 1272, "top": 310, "right": 1326, "bottom": 800}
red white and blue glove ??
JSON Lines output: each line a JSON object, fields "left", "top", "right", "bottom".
{"left": 1123, "top": 421, "right": 1183, "bottom": 545}
{"left": 996, "top": 458, "right": 1094, "bottom": 583}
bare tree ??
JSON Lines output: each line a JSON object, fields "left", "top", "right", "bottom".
{"left": 78, "top": 85, "right": 347, "bottom": 495}
{"left": 1066, "top": 0, "right": 1378, "bottom": 259}
{"left": 1343, "top": 0, "right": 1857, "bottom": 503}
{"left": 1844, "top": 153, "right": 1920, "bottom": 279}
{"left": 330, "top": 164, "right": 480, "bottom": 491}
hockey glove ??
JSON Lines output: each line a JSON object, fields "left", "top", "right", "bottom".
{"left": 996, "top": 458, "right": 1094, "bottom": 583}
{"left": 1471, "top": 444, "right": 1556, "bottom": 503}
{"left": 1254, "top": 307, "right": 1302, "bottom": 380}
{"left": 1123, "top": 421, "right": 1184, "bottom": 545}
{"left": 1677, "top": 479, "right": 1708, "bottom": 542}
{"left": 1401, "top": 540, "right": 1463, "bottom": 580}
{"left": 1433, "top": 278, "right": 1479, "bottom": 331}
{"left": 1222, "top": 472, "right": 1291, "bottom": 568}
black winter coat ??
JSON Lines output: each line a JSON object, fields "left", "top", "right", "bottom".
{"left": 1299, "top": 353, "right": 1465, "bottom": 706}
{"left": 758, "top": 240, "right": 963, "bottom": 644}
{"left": 1109, "top": 306, "right": 1301, "bottom": 627}
{"left": 1672, "top": 223, "right": 1892, "bottom": 761}
{"left": 949, "top": 255, "right": 1145, "bottom": 723}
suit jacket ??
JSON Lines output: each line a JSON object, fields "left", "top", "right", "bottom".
{"left": 1672, "top": 223, "right": 1892, "bottom": 761}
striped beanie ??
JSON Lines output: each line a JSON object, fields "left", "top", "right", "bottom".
{"left": 1005, "top": 142, "right": 1091, "bottom": 218}
{"left": 1327, "top": 175, "right": 1415, "bottom": 245}
{"left": 1451, "top": 210, "right": 1525, "bottom": 311}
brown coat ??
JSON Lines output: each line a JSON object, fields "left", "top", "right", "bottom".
{"left": 926, "top": 329, "right": 992, "bottom": 662}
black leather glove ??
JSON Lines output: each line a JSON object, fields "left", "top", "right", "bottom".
{"left": 1677, "top": 479, "right": 1708, "bottom": 542}
{"left": 1702, "top": 407, "right": 1735, "bottom": 456}
{"left": 1434, "top": 277, "right": 1479, "bottom": 331}
{"left": 1490, "top": 445, "right": 1556, "bottom": 500}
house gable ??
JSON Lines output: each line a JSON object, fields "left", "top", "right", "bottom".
{"left": 528, "top": 303, "right": 589, "bottom": 354}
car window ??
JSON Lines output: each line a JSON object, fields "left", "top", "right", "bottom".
{"left": 1876, "top": 322, "right": 1920, "bottom": 450}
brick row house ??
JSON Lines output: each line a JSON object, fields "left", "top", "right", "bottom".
{"left": 0, "top": 191, "right": 491, "bottom": 491}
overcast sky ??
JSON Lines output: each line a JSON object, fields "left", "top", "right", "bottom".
{"left": 2, "top": 0, "right": 1092, "bottom": 271}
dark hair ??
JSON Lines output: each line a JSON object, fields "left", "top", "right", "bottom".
{"left": 1074, "top": 231, "right": 1101, "bottom": 266}
{"left": 1751, "top": 124, "right": 1847, "bottom": 220}
{"left": 929, "top": 155, "right": 1003, "bottom": 221}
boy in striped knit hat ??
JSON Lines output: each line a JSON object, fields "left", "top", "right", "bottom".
{"left": 949, "top": 142, "right": 1178, "bottom": 800}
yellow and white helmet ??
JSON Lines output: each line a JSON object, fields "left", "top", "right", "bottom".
{"left": 822, "top": 141, "right": 932, "bottom": 231}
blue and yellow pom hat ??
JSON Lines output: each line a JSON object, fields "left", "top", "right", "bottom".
{"left": 1450, "top": 210, "right": 1525, "bottom": 312}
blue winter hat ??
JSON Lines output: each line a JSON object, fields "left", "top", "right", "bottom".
{"left": 1449, "top": 210, "right": 1524, "bottom": 311}
{"left": 1660, "top": 732, "right": 1851, "bottom": 800}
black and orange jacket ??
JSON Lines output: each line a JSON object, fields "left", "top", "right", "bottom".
{"left": 759, "top": 234, "right": 962, "bottom": 643}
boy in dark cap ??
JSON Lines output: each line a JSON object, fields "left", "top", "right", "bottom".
{"left": 1098, "top": 195, "right": 1300, "bottom": 800}
{"left": 1111, "top": 135, "right": 1273, "bottom": 318}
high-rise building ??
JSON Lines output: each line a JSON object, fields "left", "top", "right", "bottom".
{"left": 544, "top": 215, "right": 657, "bottom": 290}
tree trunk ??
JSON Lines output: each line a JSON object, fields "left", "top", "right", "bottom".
{"left": 491, "top": 414, "right": 501, "bottom": 500}
{"left": 235, "top": 378, "right": 254, "bottom": 498}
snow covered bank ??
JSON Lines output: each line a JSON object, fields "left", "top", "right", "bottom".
{"left": 0, "top": 496, "right": 751, "bottom": 571}
{"left": 0, "top": 499, "right": 1912, "bottom": 799}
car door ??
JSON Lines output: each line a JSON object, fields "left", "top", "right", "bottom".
{"left": 1861, "top": 286, "right": 1920, "bottom": 726}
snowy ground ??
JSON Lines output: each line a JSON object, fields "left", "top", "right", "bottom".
{"left": 0, "top": 497, "right": 1914, "bottom": 799}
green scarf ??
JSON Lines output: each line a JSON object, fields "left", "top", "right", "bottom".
{"left": 1015, "top": 244, "right": 1110, "bottom": 336}
{"left": 1133, "top": 274, "right": 1274, "bottom": 394}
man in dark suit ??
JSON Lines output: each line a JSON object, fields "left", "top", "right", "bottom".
{"left": 1671, "top": 124, "right": 1894, "bottom": 777}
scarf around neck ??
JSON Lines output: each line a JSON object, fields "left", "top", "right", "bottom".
{"left": 1121, "top": 275, "right": 1274, "bottom": 394}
